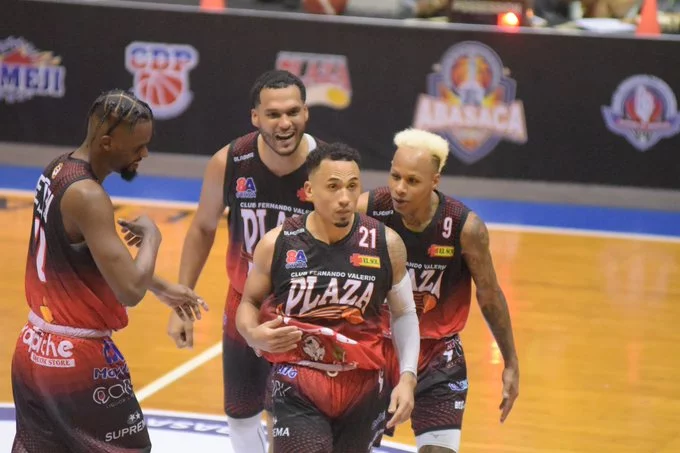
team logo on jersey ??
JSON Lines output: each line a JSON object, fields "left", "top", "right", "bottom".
{"left": 51, "top": 163, "right": 63, "bottom": 179}
{"left": 412, "top": 41, "right": 527, "bottom": 164}
{"left": 285, "top": 250, "right": 308, "bottom": 269}
{"left": 302, "top": 335, "right": 325, "bottom": 361}
{"left": 428, "top": 244, "right": 454, "bottom": 258}
{"left": 0, "top": 37, "right": 66, "bottom": 104}
{"left": 349, "top": 253, "right": 380, "bottom": 268}
{"left": 125, "top": 41, "right": 198, "bottom": 120}
{"left": 276, "top": 51, "right": 352, "bottom": 110}
{"left": 235, "top": 177, "right": 257, "bottom": 199}
{"left": 601, "top": 74, "right": 680, "bottom": 152}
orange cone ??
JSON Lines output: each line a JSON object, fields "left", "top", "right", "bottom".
{"left": 200, "top": 0, "right": 225, "bottom": 11}
{"left": 636, "top": 0, "right": 660, "bottom": 36}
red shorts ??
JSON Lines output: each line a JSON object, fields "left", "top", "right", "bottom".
{"left": 267, "top": 364, "right": 385, "bottom": 452}
{"left": 11, "top": 321, "right": 150, "bottom": 452}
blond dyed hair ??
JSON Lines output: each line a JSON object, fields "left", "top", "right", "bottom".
{"left": 393, "top": 128, "right": 449, "bottom": 172}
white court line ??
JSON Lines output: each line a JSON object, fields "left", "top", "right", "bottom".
{"left": 3, "top": 188, "right": 679, "bottom": 243}
{"left": 135, "top": 341, "right": 222, "bottom": 403}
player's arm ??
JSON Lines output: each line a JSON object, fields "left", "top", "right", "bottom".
{"left": 235, "top": 226, "right": 301, "bottom": 353}
{"left": 61, "top": 180, "right": 161, "bottom": 307}
{"left": 461, "top": 212, "right": 519, "bottom": 422}
{"left": 178, "top": 144, "right": 230, "bottom": 289}
{"left": 166, "top": 145, "right": 230, "bottom": 345}
{"left": 356, "top": 191, "right": 369, "bottom": 214}
{"left": 384, "top": 227, "right": 420, "bottom": 428}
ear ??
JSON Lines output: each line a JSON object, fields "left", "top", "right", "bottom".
{"left": 251, "top": 108, "right": 259, "bottom": 129}
{"left": 433, "top": 172, "right": 441, "bottom": 190}
{"left": 100, "top": 135, "right": 113, "bottom": 152}
{"left": 303, "top": 180, "right": 313, "bottom": 203}
{"left": 303, "top": 104, "right": 309, "bottom": 123}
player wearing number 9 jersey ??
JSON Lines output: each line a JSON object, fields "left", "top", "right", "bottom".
{"left": 359, "top": 128, "right": 520, "bottom": 453}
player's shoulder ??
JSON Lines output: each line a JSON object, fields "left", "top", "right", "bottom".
{"left": 61, "top": 179, "right": 112, "bottom": 218}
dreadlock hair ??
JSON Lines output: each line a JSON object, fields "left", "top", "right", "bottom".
{"left": 249, "top": 70, "right": 306, "bottom": 109}
{"left": 88, "top": 89, "right": 153, "bottom": 137}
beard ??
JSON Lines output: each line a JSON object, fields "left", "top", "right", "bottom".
{"left": 120, "top": 167, "right": 138, "bottom": 182}
{"left": 333, "top": 220, "right": 351, "bottom": 228}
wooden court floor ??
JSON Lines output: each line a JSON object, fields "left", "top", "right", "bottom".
{"left": 1, "top": 192, "right": 680, "bottom": 452}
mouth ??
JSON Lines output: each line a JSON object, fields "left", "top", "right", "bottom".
{"left": 392, "top": 198, "right": 407, "bottom": 206}
{"left": 275, "top": 132, "right": 295, "bottom": 144}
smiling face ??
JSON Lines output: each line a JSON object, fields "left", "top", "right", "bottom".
{"left": 251, "top": 85, "right": 309, "bottom": 157}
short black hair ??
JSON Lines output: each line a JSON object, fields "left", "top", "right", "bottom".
{"left": 88, "top": 89, "right": 153, "bottom": 136}
{"left": 250, "top": 70, "right": 306, "bottom": 109}
{"left": 306, "top": 142, "right": 361, "bottom": 174}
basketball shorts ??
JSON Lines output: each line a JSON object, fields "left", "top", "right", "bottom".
{"left": 222, "top": 285, "right": 272, "bottom": 418}
{"left": 11, "top": 322, "right": 151, "bottom": 453}
{"left": 267, "top": 363, "right": 385, "bottom": 453}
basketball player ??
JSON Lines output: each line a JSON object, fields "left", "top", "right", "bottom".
{"left": 235, "top": 142, "right": 420, "bottom": 452}
{"left": 359, "top": 128, "right": 520, "bottom": 453}
{"left": 166, "top": 70, "right": 321, "bottom": 452}
{"left": 11, "top": 89, "right": 208, "bottom": 453}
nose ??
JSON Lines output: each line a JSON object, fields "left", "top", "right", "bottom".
{"left": 140, "top": 147, "right": 149, "bottom": 159}
{"left": 338, "top": 189, "right": 350, "bottom": 207}
{"left": 278, "top": 115, "right": 292, "bottom": 130}
{"left": 395, "top": 180, "right": 407, "bottom": 197}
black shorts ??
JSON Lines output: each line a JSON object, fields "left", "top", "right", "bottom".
{"left": 383, "top": 334, "right": 468, "bottom": 437}
{"left": 222, "top": 285, "right": 272, "bottom": 418}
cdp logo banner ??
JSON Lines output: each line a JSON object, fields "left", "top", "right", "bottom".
{"left": 125, "top": 41, "right": 198, "bottom": 120}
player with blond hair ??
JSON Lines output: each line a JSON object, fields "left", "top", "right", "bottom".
{"left": 358, "top": 128, "right": 520, "bottom": 453}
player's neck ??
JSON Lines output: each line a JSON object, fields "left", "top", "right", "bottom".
{"left": 401, "top": 191, "right": 439, "bottom": 232}
{"left": 71, "top": 146, "right": 107, "bottom": 183}
{"left": 306, "top": 212, "right": 353, "bottom": 245}
{"left": 258, "top": 135, "right": 308, "bottom": 177}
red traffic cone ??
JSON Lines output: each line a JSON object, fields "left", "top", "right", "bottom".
{"left": 636, "top": 0, "right": 661, "bottom": 36}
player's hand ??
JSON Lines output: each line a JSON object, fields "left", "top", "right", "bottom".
{"left": 499, "top": 363, "right": 519, "bottom": 423}
{"left": 154, "top": 281, "right": 209, "bottom": 321}
{"left": 386, "top": 371, "right": 416, "bottom": 429}
{"left": 118, "top": 215, "right": 161, "bottom": 247}
{"left": 167, "top": 310, "right": 195, "bottom": 349}
{"left": 247, "top": 316, "right": 302, "bottom": 353}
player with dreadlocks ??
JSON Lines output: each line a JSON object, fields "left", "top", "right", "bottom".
{"left": 10, "top": 89, "right": 208, "bottom": 453}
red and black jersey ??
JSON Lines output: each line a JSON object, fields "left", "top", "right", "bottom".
{"left": 367, "top": 186, "right": 472, "bottom": 339}
{"left": 25, "top": 153, "right": 128, "bottom": 331}
{"left": 260, "top": 213, "right": 392, "bottom": 371}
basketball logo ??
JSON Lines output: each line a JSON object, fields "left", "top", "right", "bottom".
{"left": 412, "top": 41, "right": 527, "bottom": 164}
{"left": 125, "top": 42, "right": 199, "bottom": 120}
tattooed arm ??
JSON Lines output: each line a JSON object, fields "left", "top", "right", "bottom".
{"left": 461, "top": 212, "right": 519, "bottom": 423}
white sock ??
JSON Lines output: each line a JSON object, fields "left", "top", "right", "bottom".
{"left": 227, "top": 413, "right": 267, "bottom": 453}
